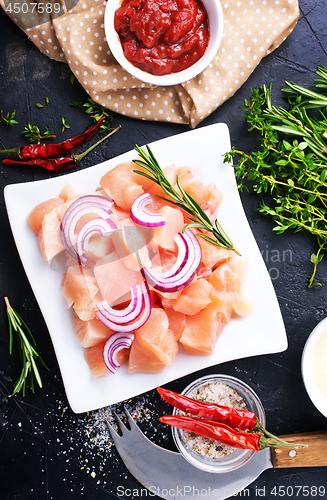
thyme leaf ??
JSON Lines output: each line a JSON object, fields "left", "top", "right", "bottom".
{"left": 22, "top": 123, "right": 56, "bottom": 144}
{"left": 61, "top": 117, "right": 70, "bottom": 132}
{"left": 0, "top": 109, "right": 18, "bottom": 126}
{"left": 71, "top": 98, "right": 113, "bottom": 132}
{"left": 5, "top": 297, "right": 49, "bottom": 396}
{"left": 35, "top": 97, "right": 50, "bottom": 108}
{"left": 133, "top": 145, "right": 239, "bottom": 254}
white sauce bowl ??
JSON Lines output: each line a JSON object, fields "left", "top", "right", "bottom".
{"left": 104, "top": 0, "right": 224, "bottom": 86}
{"left": 302, "top": 316, "right": 327, "bottom": 418}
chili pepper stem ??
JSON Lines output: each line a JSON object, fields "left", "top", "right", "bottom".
{"left": 0, "top": 147, "right": 20, "bottom": 156}
{"left": 260, "top": 435, "right": 308, "bottom": 450}
{"left": 253, "top": 420, "right": 290, "bottom": 443}
{"left": 74, "top": 125, "right": 121, "bottom": 164}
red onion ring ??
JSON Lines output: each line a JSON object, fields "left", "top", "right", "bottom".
{"left": 141, "top": 229, "right": 202, "bottom": 292}
{"left": 60, "top": 195, "right": 114, "bottom": 263}
{"left": 156, "top": 232, "right": 188, "bottom": 278}
{"left": 96, "top": 281, "right": 152, "bottom": 332}
{"left": 103, "top": 332, "right": 134, "bottom": 373}
{"left": 97, "top": 283, "right": 145, "bottom": 324}
{"left": 76, "top": 218, "right": 117, "bottom": 266}
{"left": 130, "top": 193, "right": 166, "bottom": 227}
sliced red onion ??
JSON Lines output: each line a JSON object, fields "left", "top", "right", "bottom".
{"left": 156, "top": 232, "right": 188, "bottom": 278}
{"left": 97, "top": 283, "right": 145, "bottom": 324}
{"left": 103, "top": 332, "right": 134, "bottom": 374}
{"left": 131, "top": 193, "right": 166, "bottom": 227}
{"left": 96, "top": 281, "right": 152, "bottom": 332}
{"left": 76, "top": 218, "right": 117, "bottom": 266}
{"left": 141, "top": 229, "right": 202, "bottom": 292}
{"left": 60, "top": 195, "right": 114, "bottom": 263}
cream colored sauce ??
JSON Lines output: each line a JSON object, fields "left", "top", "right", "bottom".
{"left": 313, "top": 331, "right": 327, "bottom": 397}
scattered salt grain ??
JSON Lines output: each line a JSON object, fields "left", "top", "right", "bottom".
{"left": 44, "top": 394, "right": 159, "bottom": 492}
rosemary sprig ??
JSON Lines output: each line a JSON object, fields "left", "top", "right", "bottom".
{"left": 133, "top": 145, "right": 238, "bottom": 254}
{"left": 262, "top": 84, "right": 327, "bottom": 160}
{"left": 281, "top": 66, "right": 327, "bottom": 108}
{"left": 5, "top": 297, "right": 49, "bottom": 396}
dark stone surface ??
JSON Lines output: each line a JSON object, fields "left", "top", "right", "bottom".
{"left": 1, "top": 2, "right": 327, "bottom": 499}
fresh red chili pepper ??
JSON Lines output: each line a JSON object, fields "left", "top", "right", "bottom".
{"left": 157, "top": 386, "right": 303, "bottom": 444}
{"left": 157, "top": 386, "right": 258, "bottom": 431}
{"left": 160, "top": 415, "right": 263, "bottom": 450}
{"left": 2, "top": 125, "right": 121, "bottom": 172}
{"left": 0, "top": 116, "right": 105, "bottom": 159}
{"left": 160, "top": 415, "right": 306, "bottom": 451}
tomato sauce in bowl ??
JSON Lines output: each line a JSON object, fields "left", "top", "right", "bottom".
{"left": 114, "top": 0, "right": 210, "bottom": 76}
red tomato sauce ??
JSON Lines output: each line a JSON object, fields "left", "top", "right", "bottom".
{"left": 114, "top": 0, "right": 210, "bottom": 76}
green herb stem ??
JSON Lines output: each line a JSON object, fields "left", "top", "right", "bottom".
{"left": 133, "top": 145, "right": 239, "bottom": 255}
{"left": 22, "top": 124, "right": 56, "bottom": 144}
{"left": 5, "top": 297, "right": 49, "bottom": 396}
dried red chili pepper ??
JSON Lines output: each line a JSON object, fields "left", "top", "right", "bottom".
{"left": 160, "top": 415, "right": 306, "bottom": 451}
{"left": 157, "top": 386, "right": 258, "bottom": 431}
{"left": 2, "top": 125, "right": 121, "bottom": 172}
{"left": 0, "top": 116, "right": 105, "bottom": 159}
{"left": 3, "top": 156, "right": 83, "bottom": 172}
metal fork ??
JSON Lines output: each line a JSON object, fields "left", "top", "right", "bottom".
{"left": 106, "top": 407, "right": 270, "bottom": 500}
{"left": 106, "top": 407, "right": 187, "bottom": 489}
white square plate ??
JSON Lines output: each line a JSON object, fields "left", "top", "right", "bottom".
{"left": 4, "top": 123, "right": 287, "bottom": 413}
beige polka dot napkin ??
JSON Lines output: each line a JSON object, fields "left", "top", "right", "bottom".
{"left": 1, "top": 0, "right": 299, "bottom": 128}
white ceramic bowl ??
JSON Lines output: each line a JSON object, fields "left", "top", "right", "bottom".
{"left": 302, "top": 317, "right": 327, "bottom": 418}
{"left": 171, "top": 374, "right": 266, "bottom": 474}
{"left": 104, "top": 0, "right": 224, "bottom": 86}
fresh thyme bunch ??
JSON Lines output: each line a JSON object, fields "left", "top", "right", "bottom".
{"left": 224, "top": 66, "right": 327, "bottom": 287}
{"left": 133, "top": 145, "right": 238, "bottom": 254}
